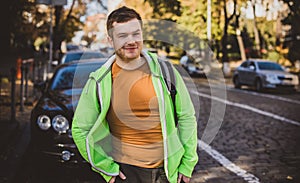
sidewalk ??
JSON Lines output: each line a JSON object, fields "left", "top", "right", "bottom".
{"left": 0, "top": 104, "right": 33, "bottom": 182}
{"left": 0, "top": 75, "right": 35, "bottom": 182}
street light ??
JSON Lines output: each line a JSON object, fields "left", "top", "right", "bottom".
{"left": 36, "top": 0, "right": 67, "bottom": 80}
{"left": 207, "top": 0, "right": 211, "bottom": 41}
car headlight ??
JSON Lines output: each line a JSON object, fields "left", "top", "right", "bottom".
{"left": 293, "top": 75, "right": 299, "bottom": 85}
{"left": 37, "top": 115, "right": 51, "bottom": 130}
{"left": 52, "top": 115, "right": 69, "bottom": 133}
{"left": 266, "top": 74, "right": 278, "bottom": 83}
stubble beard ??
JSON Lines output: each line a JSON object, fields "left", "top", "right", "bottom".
{"left": 115, "top": 43, "right": 143, "bottom": 63}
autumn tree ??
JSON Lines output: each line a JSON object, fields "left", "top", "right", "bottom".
{"left": 281, "top": 0, "right": 300, "bottom": 64}
{"left": 0, "top": 0, "right": 38, "bottom": 59}
{"left": 144, "top": 0, "right": 181, "bottom": 19}
{"left": 0, "top": 0, "right": 86, "bottom": 63}
{"left": 52, "top": 0, "right": 86, "bottom": 59}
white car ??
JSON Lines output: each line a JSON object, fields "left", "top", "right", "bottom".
{"left": 180, "top": 55, "right": 210, "bottom": 77}
{"left": 233, "top": 59, "right": 299, "bottom": 92}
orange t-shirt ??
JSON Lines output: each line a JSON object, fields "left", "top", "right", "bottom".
{"left": 107, "top": 61, "right": 164, "bottom": 168}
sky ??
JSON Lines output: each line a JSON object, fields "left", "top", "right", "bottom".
{"left": 241, "top": 0, "right": 285, "bottom": 20}
{"left": 71, "top": 0, "right": 123, "bottom": 47}
{"left": 65, "top": 0, "right": 123, "bottom": 15}
{"left": 71, "top": 0, "right": 288, "bottom": 48}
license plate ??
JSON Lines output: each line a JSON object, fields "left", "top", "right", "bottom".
{"left": 281, "top": 80, "right": 293, "bottom": 85}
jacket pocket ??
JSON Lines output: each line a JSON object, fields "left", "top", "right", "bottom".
{"left": 167, "top": 129, "right": 184, "bottom": 178}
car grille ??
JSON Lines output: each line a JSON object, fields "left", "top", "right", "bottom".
{"left": 277, "top": 76, "right": 292, "bottom": 81}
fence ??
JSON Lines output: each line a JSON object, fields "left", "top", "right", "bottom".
{"left": 0, "top": 58, "right": 40, "bottom": 121}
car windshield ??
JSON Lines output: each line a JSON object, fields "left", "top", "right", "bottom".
{"left": 257, "top": 62, "right": 284, "bottom": 71}
{"left": 50, "top": 63, "right": 102, "bottom": 90}
{"left": 63, "top": 52, "right": 105, "bottom": 63}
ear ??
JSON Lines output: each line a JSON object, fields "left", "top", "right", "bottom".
{"left": 107, "top": 36, "right": 113, "bottom": 46}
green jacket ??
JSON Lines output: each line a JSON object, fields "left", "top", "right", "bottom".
{"left": 72, "top": 50, "right": 198, "bottom": 183}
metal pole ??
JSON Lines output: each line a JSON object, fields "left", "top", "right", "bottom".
{"left": 11, "top": 68, "right": 16, "bottom": 122}
{"left": 0, "top": 75, "right": 2, "bottom": 98}
{"left": 33, "top": 60, "right": 36, "bottom": 96}
{"left": 25, "top": 63, "right": 29, "bottom": 99}
{"left": 20, "top": 63, "right": 24, "bottom": 112}
{"left": 48, "top": 1, "right": 53, "bottom": 79}
{"left": 207, "top": 0, "right": 212, "bottom": 41}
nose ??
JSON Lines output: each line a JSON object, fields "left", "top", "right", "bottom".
{"left": 125, "top": 35, "right": 137, "bottom": 44}
{"left": 126, "top": 38, "right": 135, "bottom": 43}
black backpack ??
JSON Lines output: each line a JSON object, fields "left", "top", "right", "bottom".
{"left": 158, "top": 59, "right": 178, "bottom": 127}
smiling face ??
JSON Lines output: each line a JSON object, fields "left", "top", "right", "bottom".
{"left": 108, "top": 19, "right": 143, "bottom": 63}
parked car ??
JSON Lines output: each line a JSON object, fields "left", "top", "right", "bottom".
{"left": 233, "top": 59, "right": 299, "bottom": 92}
{"left": 66, "top": 43, "right": 82, "bottom": 51}
{"left": 183, "top": 61, "right": 210, "bottom": 77}
{"left": 29, "top": 59, "right": 107, "bottom": 181}
{"left": 179, "top": 50, "right": 211, "bottom": 77}
{"left": 52, "top": 50, "right": 106, "bottom": 66}
{"left": 180, "top": 57, "right": 211, "bottom": 76}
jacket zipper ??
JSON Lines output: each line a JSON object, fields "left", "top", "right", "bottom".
{"left": 157, "top": 76, "right": 169, "bottom": 180}
{"left": 85, "top": 78, "right": 118, "bottom": 176}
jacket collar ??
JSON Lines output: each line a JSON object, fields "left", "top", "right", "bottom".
{"left": 103, "top": 50, "right": 156, "bottom": 67}
{"left": 92, "top": 49, "right": 161, "bottom": 80}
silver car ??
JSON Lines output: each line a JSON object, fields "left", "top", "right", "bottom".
{"left": 233, "top": 59, "right": 299, "bottom": 91}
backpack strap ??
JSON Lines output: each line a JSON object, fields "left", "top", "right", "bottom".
{"left": 158, "top": 58, "right": 178, "bottom": 127}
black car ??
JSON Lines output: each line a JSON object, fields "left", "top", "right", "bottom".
{"left": 52, "top": 50, "right": 106, "bottom": 66}
{"left": 29, "top": 59, "right": 107, "bottom": 181}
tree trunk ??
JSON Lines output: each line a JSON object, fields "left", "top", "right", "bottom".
{"left": 53, "top": 6, "right": 63, "bottom": 60}
{"left": 222, "top": 28, "right": 231, "bottom": 77}
{"left": 236, "top": 29, "right": 246, "bottom": 61}
{"left": 221, "top": 0, "right": 236, "bottom": 77}
{"left": 235, "top": 14, "right": 246, "bottom": 61}
{"left": 252, "top": 0, "right": 261, "bottom": 57}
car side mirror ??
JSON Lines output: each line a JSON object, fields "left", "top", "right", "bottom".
{"left": 249, "top": 65, "right": 255, "bottom": 70}
{"left": 52, "top": 60, "right": 59, "bottom": 67}
{"left": 284, "top": 67, "right": 290, "bottom": 72}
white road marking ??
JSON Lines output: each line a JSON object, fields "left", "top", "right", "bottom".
{"left": 228, "top": 86, "right": 300, "bottom": 105}
{"left": 194, "top": 91, "right": 300, "bottom": 126}
{"left": 198, "top": 140, "right": 260, "bottom": 183}
{"left": 197, "top": 80, "right": 300, "bottom": 105}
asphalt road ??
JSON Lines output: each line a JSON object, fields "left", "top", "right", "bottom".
{"left": 2, "top": 74, "right": 300, "bottom": 183}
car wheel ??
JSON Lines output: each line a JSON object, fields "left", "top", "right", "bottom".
{"left": 233, "top": 76, "right": 241, "bottom": 89}
{"left": 255, "top": 79, "right": 263, "bottom": 92}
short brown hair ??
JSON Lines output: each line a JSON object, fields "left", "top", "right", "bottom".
{"left": 106, "top": 6, "right": 143, "bottom": 37}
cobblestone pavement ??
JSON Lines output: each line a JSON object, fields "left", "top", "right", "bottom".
{"left": 190, "top": 77, "right": 300, "bottom": 183}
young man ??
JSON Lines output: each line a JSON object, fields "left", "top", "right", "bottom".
{"left": 72, "top": 6, "right": 198, "bottom": 183}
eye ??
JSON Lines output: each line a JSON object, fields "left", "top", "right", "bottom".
{"left": 118, "top": 34, "right": 127, "bottom": 38}
{"left": 133, "top": 32, "right": 141, "bottom": 37}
